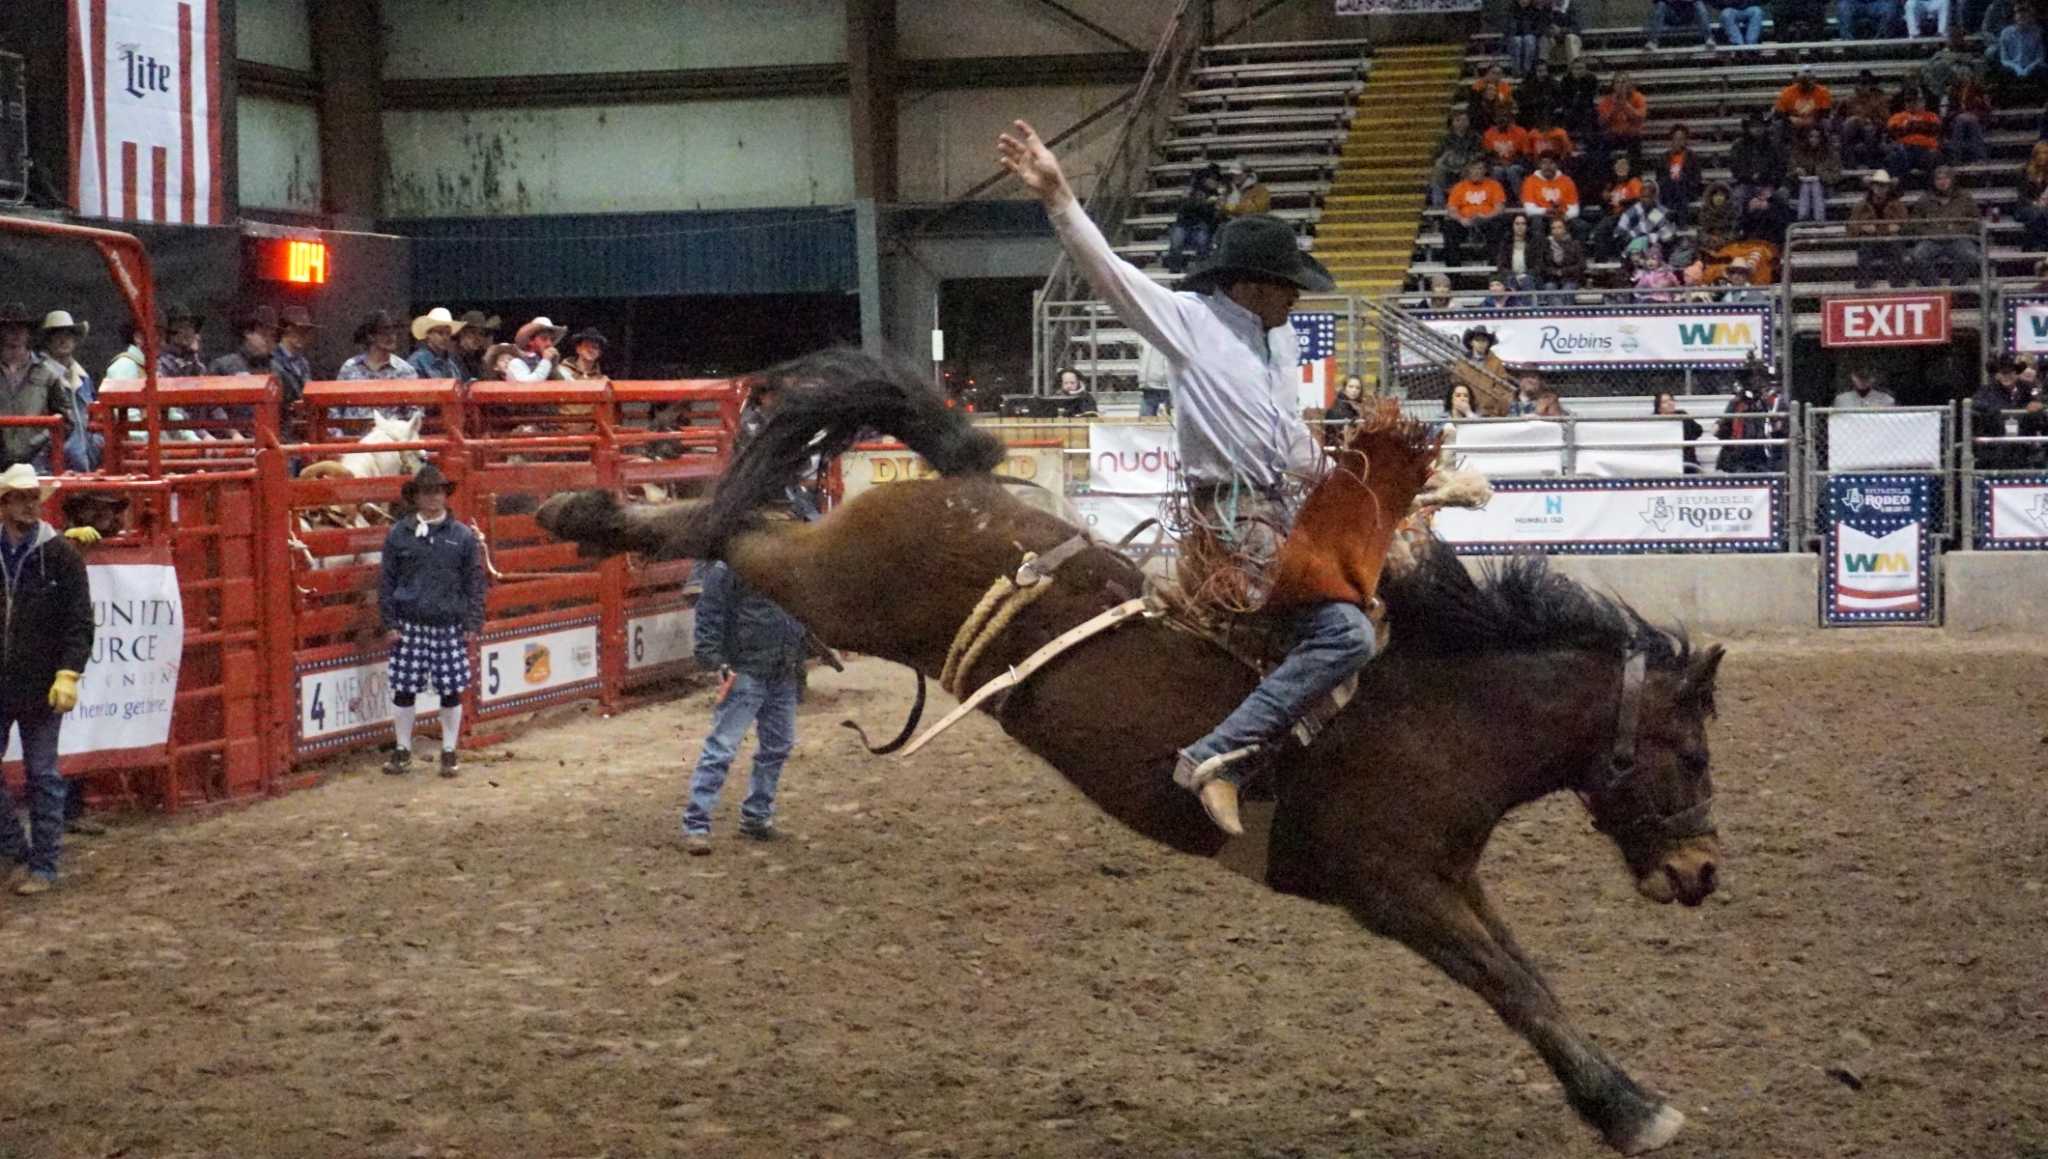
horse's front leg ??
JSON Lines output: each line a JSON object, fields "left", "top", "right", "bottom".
{"left": 1346, "top": 874, "right": 1686, "bottom": 1156}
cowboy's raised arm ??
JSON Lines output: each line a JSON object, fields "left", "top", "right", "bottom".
{"left": 997, "top": 120, "right": 1198, "bottom": 364}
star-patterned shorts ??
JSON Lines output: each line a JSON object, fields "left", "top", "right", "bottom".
{"left": 388, "top": 620, "right": 472, "bottom": 697}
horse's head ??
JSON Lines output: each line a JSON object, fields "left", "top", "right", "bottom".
{"left": 1583, "top": 643, "right": 1725, "bottom": 908}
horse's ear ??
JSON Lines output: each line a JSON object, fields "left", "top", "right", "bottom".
{"left": 1681, "top": 644, "right": 1725, "bottom": 713}
{"left": 406, "top": 412, "right": 423, "bottom": 439}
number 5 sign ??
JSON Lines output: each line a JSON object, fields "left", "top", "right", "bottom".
{"left": 478, "top": 621, "right": 601, "bottom": 706}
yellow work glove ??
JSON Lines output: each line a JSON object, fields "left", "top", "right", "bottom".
{"left": 48, "top": 670, "right": 80, "bottom": 713}
{"left": 63, "top": 526, "right": 100, "bottom": 546}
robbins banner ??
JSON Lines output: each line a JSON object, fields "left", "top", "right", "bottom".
{"left": 2005, "top": 295, "right": 2048, "bottom": 353}
{"left": 1087, "top": 423, "right": 1180, "bottom": 493}
{"left": 1823, "top": 474, "right": 1937, "bottom": 625}
{"left": 1406, "top": 305, "right": 1769, "bottom": 369}
{"left": 1972, "top": 475, "right": 2048, "bottom": 549}
{"left": 69, "top": 0, "right": 224, "bottom": 224}
{"left": 1432, "top": 478, "right": 1782, "bottom": 554}
{"left": 7, "top": 552, "right": 183, "bottom": 770}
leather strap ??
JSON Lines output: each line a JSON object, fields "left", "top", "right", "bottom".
{"left": 900, "top": 597, "right": 1151, "bottom": 758}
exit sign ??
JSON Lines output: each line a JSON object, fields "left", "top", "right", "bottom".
{"left": 1821, "top": 293, "right": 1950, "bottom": 347}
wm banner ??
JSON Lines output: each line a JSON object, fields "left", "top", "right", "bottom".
{"left": 1823, "top": 474, "right": 1936, "bottom": 626}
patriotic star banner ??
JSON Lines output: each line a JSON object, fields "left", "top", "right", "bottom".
{"left": 1290, "top": 311, "right": 1339, "bottom": 411}
{"left": 1823, "top": 474, "right": 1936, "bottom": 625}
{"left": 69, "top": 0, "right": 223, "bottom": 224}
{"left": 1433, "top": 478, "right": 1782, "bottom": 554}
{"left": 1972, "top": 475, "right": 2048, "bottom": 549}
{"left": 2003, "top": 295, "right": 2048, "bottom": 353}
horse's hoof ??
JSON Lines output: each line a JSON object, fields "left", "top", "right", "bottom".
{"left": 1611, "top": 1104, "right": 1685, "bottom": 1155}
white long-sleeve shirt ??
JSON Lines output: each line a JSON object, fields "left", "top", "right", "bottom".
{"left": 1048, "top": 198, "right": 1318, "bottom": 491}
{"left": 505, "top": 352, "right": 557, "bottom": 382}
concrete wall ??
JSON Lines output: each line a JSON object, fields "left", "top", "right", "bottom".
{"left": 239, "top": 96, "right": 322, "bottom": 213}
{"left": 1942, "top": 552, "right": 2048, "bottom": 632}
{"left": 1463, "top": 553, "right": 1824, "bottom": 634}
{"left": 238, "top": 0, "right": 313, "bottom": 71}
{"left": 896, "top": 84, "right": 1127, "bottom": 203}
{"left": 897, "top": 0, "right": 1161, "bottom": 57}
{"left": 382, "top": 100, "right": 855, "bottom": 216}
{"left": 382, "top": 0, "right": 848, "bottom": 77}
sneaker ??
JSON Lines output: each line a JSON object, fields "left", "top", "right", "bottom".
{"left": 682, "top": 833, "right": 713, "bottom": 856}
{"left": 383, "top": 749, "right": 414, "bottom": 776}
{"left": 438, "top": 750, "right": 460, "bottom": 778}
{"left": 15, "top": 871, "right": 55, "bottom": 896}
{"left": 737, "top": 822, "right": 781, "bottom": 843}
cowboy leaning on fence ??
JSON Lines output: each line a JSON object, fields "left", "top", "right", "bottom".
{"left": 379, "top": 464, "right": 487, "bottom": 778}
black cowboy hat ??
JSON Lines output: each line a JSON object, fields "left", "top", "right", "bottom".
{"left": 400, "top": 462, "right": 456, "bottom": 503}
{"left": 1181, "top": 215, "right": 1335, "bottom": 295}
{"left": 568, "top": 327, "right": 608, "bottom": 351}
{"left": 0, "top": 301, "right": 37, "bottom": 326}
{"left": 60, "top": 489, "right": 131, "bottom": 523}
{"left": 458, "top": 310, "right": 502, "bottom": 334}
{"left": 1462, "top": 325, "right": 1499, "bottom": 351}
{"left": 235, "top": 304, "right": 280, "bottom": 334}
{"left": 353, "top": 309, "right": 406, "bottom": 345}
{"left": 279, "top": 304, "right": 319, "bottom": 331}
{"left": 162, "top": 302, "right": 204, "bottom": 328}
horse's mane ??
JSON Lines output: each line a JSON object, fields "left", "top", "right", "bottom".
{"left": 1380, "top": 537, "right": 1691, "bottom": 671}
{"left": 691, "top": 348, "right": 1006, "bottom": 557}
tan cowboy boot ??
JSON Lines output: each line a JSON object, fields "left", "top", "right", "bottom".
{"left": 1198, "top": 780, "right": 1245, "bottom": 838}
{"left": 1173, "top": 748, "right": 1255, "bottom": 838}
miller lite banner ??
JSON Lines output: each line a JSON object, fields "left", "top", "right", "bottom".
{"left": 1821, "top": 294, "right": 1950, "bottom": 348}
{"left": 1433, "top": 478, "right": 1783, "bottom": 554}
{"left": 1823, "top": 474, "right": 1937, "bottom": 625}
{"left": 68, "top": 0, "right": 223, "bottom": 224}
{"left": 1973, "top": 475, "right": 2048, "bottom": 549}
{"left": 1405, "top": 305, "right": 1770, "bottom": 370}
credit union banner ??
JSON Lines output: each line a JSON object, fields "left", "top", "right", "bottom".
{"left": 7, "top": 553, "right": 183, "bottom": 769}
{"left": 1433, "top": 478, "right": 1783, "bottom": 554}
{"left": 1823, "top": 474, "right": 1936, "bottom": 625}
{"left": 1406, "top": 305, "right": 1770, "bottom": 369}
{"left": 1973, "top": 475, "right": 2048, "bottom": 549}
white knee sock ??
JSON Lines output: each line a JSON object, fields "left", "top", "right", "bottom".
{"left": 393, "top": 703, "right": 417, "bottom": 753}
{"left": 438, "top": 704, "right": 463, "bottom": 753}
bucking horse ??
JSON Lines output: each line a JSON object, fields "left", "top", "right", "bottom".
{"left": 538, "top": 350, "right": 1726, "bottom": 1155}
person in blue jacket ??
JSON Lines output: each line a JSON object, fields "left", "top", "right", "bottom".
{"left": 681, "top": 559, "right": 808, "bottom": 854}
{"left": 378, "top": 463, "right": 487, "bottom": 777}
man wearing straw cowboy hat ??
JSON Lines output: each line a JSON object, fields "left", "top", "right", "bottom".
{"left": 505, "top": 316, "right": 566, "bottom": 382}
{"left": 378, "top": 462, "right": 486, "bottom": 777}
{"left": 407, "top": 307, "right": 467, "bottom": 381}
{"left": 998, "top": 119, "right": 1377, "bottom": 838}
{"left": 0, "top": 464, "right": 93, "bottom": 894}
{"left": 36, "top": 309, "right": 101, "bottom": 472}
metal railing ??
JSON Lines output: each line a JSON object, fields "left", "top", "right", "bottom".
{"left": 1960, "top": 405, "right": 2048, "bottom": 549}
{"left": 1803, "top": 404, "right": 1955, "bottom": 550}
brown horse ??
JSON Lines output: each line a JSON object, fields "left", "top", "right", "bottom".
{"left": 538, "top": 351, "right": 1725, "bottom": 1156}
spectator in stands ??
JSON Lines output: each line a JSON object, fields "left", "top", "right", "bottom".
{"left": 1833, "top": 367, "right": 1899, "bottom": 407}
{"left": 103, "top": 320, "right": 147, "bottom": 383}
{"left": 1774, "top": 63, "right": 1835, "bottom": 139}
{"left": 1981, "top": 0, "right": 2014, "bottom": 41}
{"left": 1521, "top": 150, "right": 1583, "bottom": 223}
{"left": 1839, "top": 0, "right": 1897, "bottom": 36}
{"left": 207, "top": 305, "right": 277, "bottom": 378}
{"left": 1698, "top": 181, "right": 1740, "bottom": 251}
{"left": 1445, "top": 158, "right": 1511, "bottom": 258}
{"left": 1054, "top": 367, "right": 1100, "bottom": 416}
{"left": 1496, "top": 211, "right": 1552, "bottom": 290}
{"left": 1599, "top": 153, "right": 1644, "bottom": 220}
{"left": 1788, "top": 124, "right": 1844, "bottom": 221}
{"left": 1727, "top": 114, "right": 1785, "bottom": 208}
{"left": 1653, "top": 392, "right": 1705, "bottom": 472}
{"left": 1327, "top": 375, "right": 1367, "bottom": 430}
{"left": 1907, "top": 164, "right": 1982, "bottom": 283}
{"left": 0, "top": 464, "right": 93, "bottom": 895}
{"left": 1972, "top": 355, "right": 2048, "bottom": 467}
{"left": 1849, "top": 171, "right": 1909, "bottom": 285}
{"left": 1923, "top": 26, "right": 1976, "bottom": 99}
{"left": 36, "top": 311, "right": 99, "bottom": 473}
{"left": 1525, "top": 107, "right": 1574, "bottom": 172}
{"left": 1164, "top": 164, "right": 1225, "bottom": 274}
{"left": 1518, "top": 60, "right": 1561, "bottom": 125}
{"left": 271, "top": 306, "right": 317, "bottom": 405}
{"left": 1507, "top": 0, "right": 1551, "bottom": 76}
{"left": 2017, "top": 141, "right": 2048, "bottom": 247}
{"left": 1941, "top": 58, "right": 1993, "bottom": 162}
{"left": 1222, "top": 165, "right": 1270, "bottom": 219}
{"left": 1137, "top": 340, "right": 1172, "bottom": 417}
{"left": 339, "top": 311, "right": 421, "bottom": 382}
{"left": 507, "top": 317, "right": 567, "bottom": 382}
{"left": 1484, "top": 107, "right": 1533, "bottom": 192}
{"left": 1532, "top": 389, "right": 1570, "bottom": 417}
{"left": 407, "top": 307, "right": 466, "bottom": 380}
{"left": 1429, "top": 109, "right": 1484, "bottom": 208}
{"left": 1558, "top": 57, "right": 1600, "bottom": 140}
{"left": 1907, "top": 0, "right": 1953, "bottom": 34}
{"left": 558, "top": 328, "right": 608, "bottom": 380}
{"left": 1616, "top": 177, "right": 1678, "bottom": 253}
{"left": 157, "top": 304, "right": 206, "bottom": 378}
{"left": 1714, "top": 376, "right": 1788, "bottom": 472}
{"left": 1660, "top": 125, "right": 1703, "bottom": 224}
{"left": 0, "top": 304, "right": 51, "bottom": 472}
{"left": 1886, "top": 88, "right": 1946, "bottom": 185}
{"left": 1469, "top": 64, "right": 1516, "bottom": 127}
{"left": 1776, "top": 0, "right": 1832, "bottom": 40}
{"left": 1646, "top": 0, "right": 1716, "bottom": 49}
{"left": 379, "top": 463, "right": 484, "bottom": 778}
{"left": 1721, "top": 0, "right": 1768, "bottom": 42}
{"left": 480, "top": 343, "right": 519, "bottom": 381}
{"left": 680, "top": 555, "right": 808, "bottom": 855}
{"left": 1442, "top": 382, "right": 1478, "bottom": 419}
{"left": 1508, "top": 370, "right": 1545, "bottom": 415}
{"left": 1595, "top": 73, "right": 1649, "bottom": 160}
{"left": 1839, "top": 70, "right": 1894, "bottom": 167}
{"left": 1546, "top": 215, "right": 1589, "bottom": 287}
{"left": 1992, "top": 3, "right": 2046, "bottom": 103}
{"left": 1721, "top": 254, "right": 1775, "bottom": 301}
{"left": 1424, "top": 272, "right": 1458, "bottom": 308}
{"left": 452, "top": 311, "right": 499, "bottom": 384}
{"left": 1544, "top": 0, "right": 1585, "bottom": 64}
{"left": 1457, "top": 326, "right": 1514, "bottom": 415}
{"left": 1628, "top": 238, "right": 1683, "bottom": 299}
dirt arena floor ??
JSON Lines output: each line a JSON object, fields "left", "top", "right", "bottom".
{"left": 0, "top": 635, "right": 2044, "bottom": 1159}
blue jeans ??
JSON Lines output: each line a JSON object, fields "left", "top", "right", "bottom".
{"left": 1721, "top": 4, "right": 1765, "bottom": 41}
{"left": 1794, "top": 177, "right": 1828, "bottom": 221}
{"left": 1838, "top": 0, "right": 1893, "bottom": 36}
{"left": 1185, "top": 601, "right": 1378, "bottom": 782}
{"left": 1648, "top": 0, "right": 1714, "bottom": 42}
{"left": 0, "top": 708, "right": 64, "bottom": 876}
{"left": 1507, "top": 33, "right": 1542, "bottom": 75}
{"left": 1164, "top": 220, "right": 1213, "bottom": 273}
{"left": 682, "top": 671, "right": 799, "bottom": 836}
{"left": 1945, "top": 113, "right": 1987, "bottom": 162}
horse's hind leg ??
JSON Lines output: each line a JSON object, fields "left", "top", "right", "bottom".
{"left": 1347, "top": 875, "right": 1685, "bottom": 1155}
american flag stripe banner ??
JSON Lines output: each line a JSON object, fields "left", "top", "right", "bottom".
{"left": 1291, "top": 311, "right": 1338, "bottom": 412}
{"left": 69, "top": 0, "right": 222, "bottom": 225}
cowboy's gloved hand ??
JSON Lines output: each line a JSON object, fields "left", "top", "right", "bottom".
{"left": 48, "top": 670, "right": 81, "bottom": 713}
{"left": 63, "top": 525, "right": 100, "bottom": 546}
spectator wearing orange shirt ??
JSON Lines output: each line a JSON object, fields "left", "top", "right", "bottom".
{"left": 1482, "top": 108, "right": 1533, "bottom": 193}
{"left": 1520, "top": 152, "right": 1582, "bottom": 222}
{"left": 1838, "top": 69, "right": 1892, "bottom": 167}
{"left": 1773, "top": 64, "right": 1834, "bottom": 138}
{"left": 1524, "top": 106, "right": 1574, "bottom": 170}
{"left": 1660, "top": 124, "right": 1702, "bottom": 223}
{"left": 1445, "top": 158, "right": 1511, "bottom": 258}
{"left": 1595, "top": 73, "right": 1648, "bottom": 160}
{"left": 1884, "top": 87, "right": 1944, "bottom": 185}
{"left": 1600, "top": 153, "right": 1643, "bottom": 217}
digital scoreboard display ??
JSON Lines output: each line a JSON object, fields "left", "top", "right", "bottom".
{"left": 247, "top": 235, "right": 329, "bottom": 284}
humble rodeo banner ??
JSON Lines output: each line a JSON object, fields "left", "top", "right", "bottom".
{"left": 1432, "top": 478, "right": 1783, "bottom": 554}
{"left": 1406, "top": 305, "right": 1770, "bottom": 370}
{"left": 6, "top": 556, "right": 183, "bottom": 770}
{"left": 1823, "top": 475, "right": 1937, "bottom": 626}
{"left": 1972, "top": 475, "right": 2048, "bottom": 549}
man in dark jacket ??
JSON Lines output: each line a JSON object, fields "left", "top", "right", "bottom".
{"left": 681, "top": 559, "right": 808, "bottom": 854}
{"left": 378, "top": 463, "right": 487, "bottom": 776}
{"left": 0, "top": 465, "right": 94, "bottom": 894}
{"left": 1971, "top": 356, "right": 2048, "bottom": 470}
